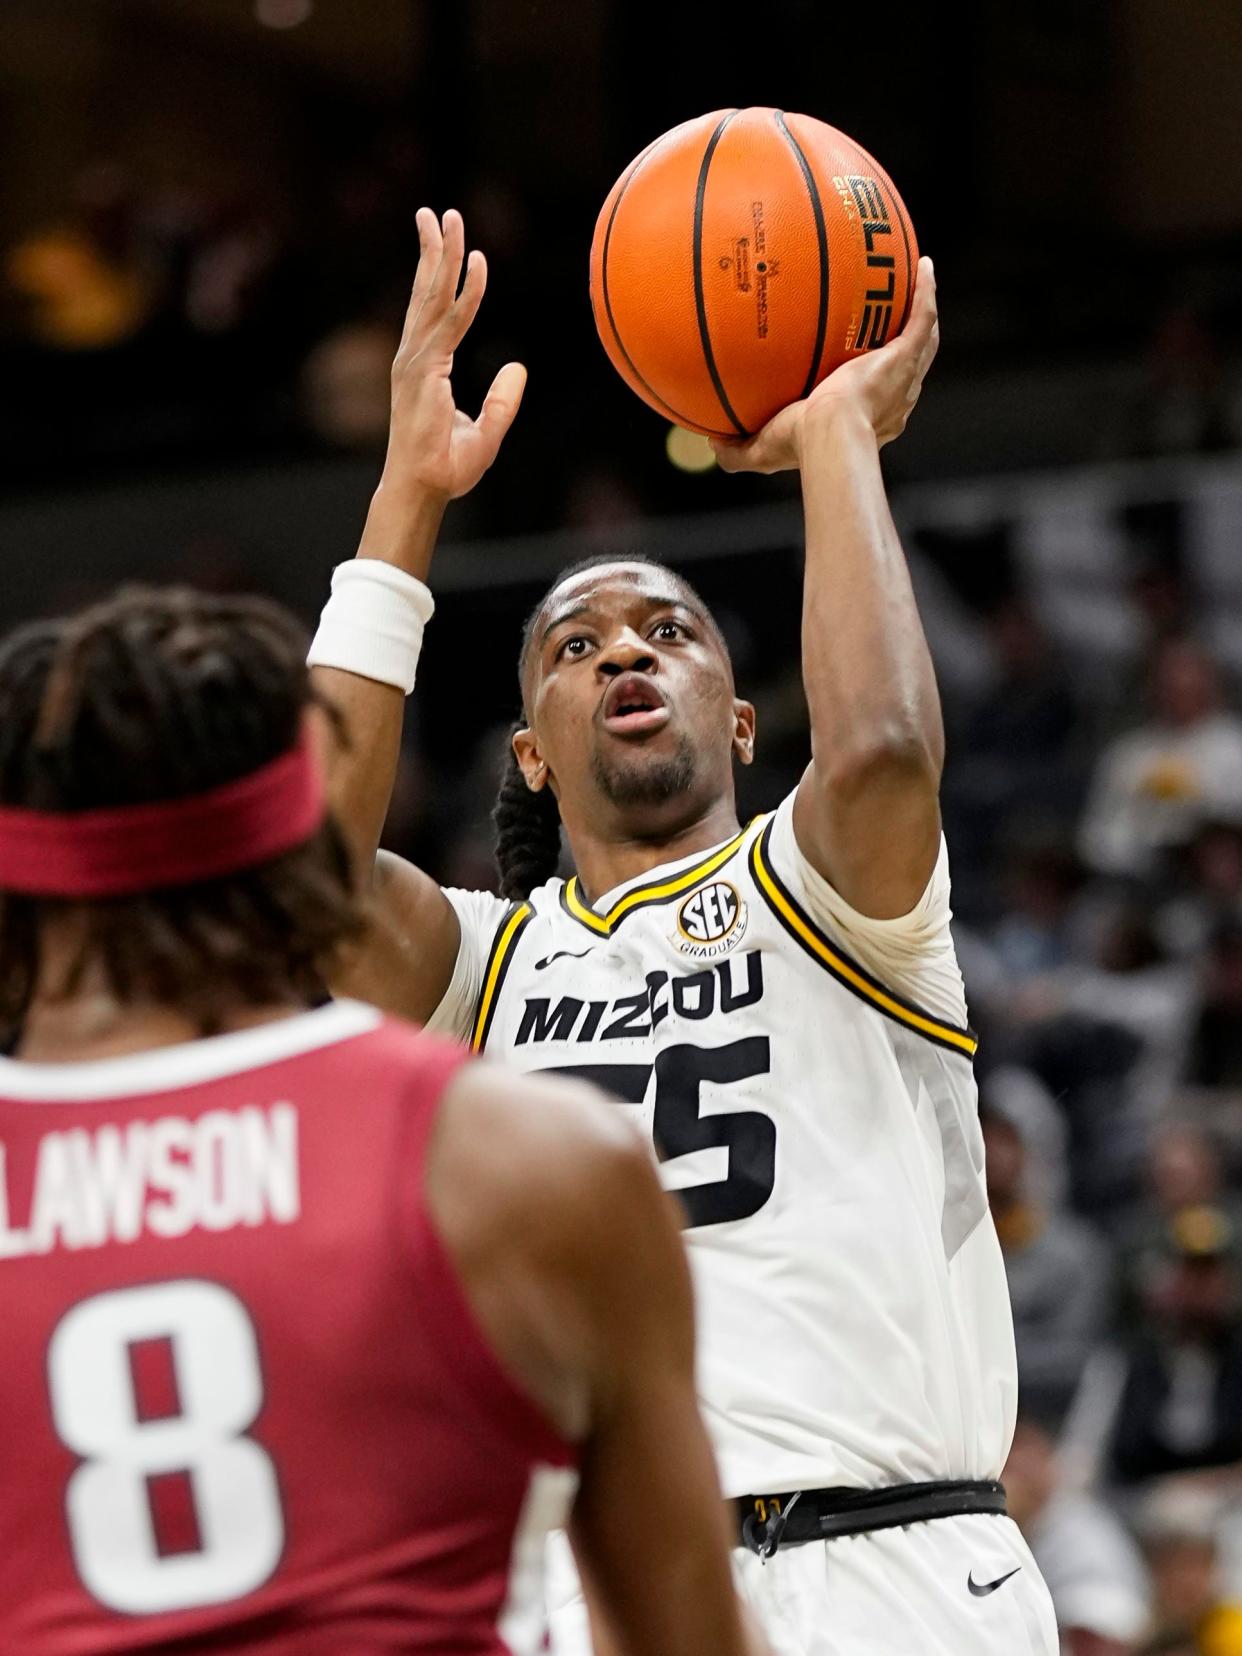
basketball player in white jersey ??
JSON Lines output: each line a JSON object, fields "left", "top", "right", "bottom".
{"left": 309, "top": 207, "right": 1058, "bottom": 1655}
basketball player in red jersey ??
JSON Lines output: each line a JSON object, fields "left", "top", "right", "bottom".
{"left": 0, "top": 588, "right": 762, "bottom": 1656}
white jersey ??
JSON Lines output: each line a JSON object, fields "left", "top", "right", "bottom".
{"left": 429, "top": 790, "right": 1017, "bottom": 1499}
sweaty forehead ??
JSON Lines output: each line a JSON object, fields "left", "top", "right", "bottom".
{"left": 537, "top": 563, "right": 701, "bottom": 637}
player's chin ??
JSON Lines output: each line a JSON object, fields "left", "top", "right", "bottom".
{"left": 591, "top": 730, "right": 697, "bottom": 809}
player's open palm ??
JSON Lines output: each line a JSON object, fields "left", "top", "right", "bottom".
{"left": 384, "top": 207, "right": 527, "bottom": 501}
{"left": 712, "top": 255, "right": 939, "bottom": 473}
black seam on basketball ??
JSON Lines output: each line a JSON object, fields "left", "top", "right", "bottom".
{"left": 774, "top": 111, "right": 829, "bottom": 401}
{"left": 600, "top": 138, "right": 704, "bottom": 432}
{"left": 692, "top": 111, "right": 748, "bottom": 437}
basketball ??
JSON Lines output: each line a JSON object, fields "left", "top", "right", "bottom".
{"left": 590, "top": 108, "right": 919, "bottom": 438}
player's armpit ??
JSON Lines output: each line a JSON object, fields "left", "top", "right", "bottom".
{"left": 327, "top": 849, "right": 461, "bottom": 1025}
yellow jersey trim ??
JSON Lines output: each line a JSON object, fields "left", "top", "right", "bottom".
{"left": 749, "top": 824, "right": 978, "bottom": 1059}
{"left": 470, "top": 902, "right": 533, "bottom": 1054}
{"left": 561, "top": 824, "right": 754, "bottom": 937}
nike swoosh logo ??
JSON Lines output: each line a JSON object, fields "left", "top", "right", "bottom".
{"left": 968, "top": 1566, "right": 1021, "bottom": 1598}
{"left": 534, "top": 947, "right": 596, "bottom": 970}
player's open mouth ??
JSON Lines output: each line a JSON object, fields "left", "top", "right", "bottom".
{"left": 600, "top": 673, "right": 670, "bottom": 736}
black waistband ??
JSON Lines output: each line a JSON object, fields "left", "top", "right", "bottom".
{"left": 735, "top": 1479, "right": 1007, "bottom": 1557}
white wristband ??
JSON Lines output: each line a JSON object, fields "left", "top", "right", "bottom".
{"left": 307, "top": 559, "right": 435, "bottom": 695}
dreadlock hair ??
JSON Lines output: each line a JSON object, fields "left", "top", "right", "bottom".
{"left": 491, "top": 554, "right": 728, "bottom": 901}
{"left": 0, "top": 584, "right": 363, "bottom": 1042}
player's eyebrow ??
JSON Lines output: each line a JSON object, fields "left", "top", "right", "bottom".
{"left": 540, "top": 587, "right": 707, "bottom": 653}
{"left": 540, "top": 599, "right": 595, "bottom": 644}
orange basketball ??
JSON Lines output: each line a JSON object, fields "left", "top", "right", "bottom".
{"left": 589, "top": 107, "right": 918, "bottom": 438}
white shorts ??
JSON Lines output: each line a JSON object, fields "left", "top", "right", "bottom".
{"left": 547, "top": 1514, "right": 1058, "bottom": 1656}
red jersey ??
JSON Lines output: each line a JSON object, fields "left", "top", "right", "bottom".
{"left": 0, "top": 1000, "right": 576, "bottom": 1655}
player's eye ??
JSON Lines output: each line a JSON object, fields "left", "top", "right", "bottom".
{"left": 556, "top": 635, "right": 593, "bottom": 660}
{"left": 651, "top": 619, "right": 688, "bottom": 643}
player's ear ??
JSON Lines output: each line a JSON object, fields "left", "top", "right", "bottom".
{"left": 511, "top": 725, "right": 552, "bottom": 793}
{"left": 731, "top": 698, "right": 756, "bottom": 766}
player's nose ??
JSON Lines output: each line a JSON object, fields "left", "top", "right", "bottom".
{"left": 596, "top": 629, "right": 657, "bottom": 675}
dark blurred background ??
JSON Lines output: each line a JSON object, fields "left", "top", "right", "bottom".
{"left": 4, "top": 3, "right": 1242, "bottom": 1649}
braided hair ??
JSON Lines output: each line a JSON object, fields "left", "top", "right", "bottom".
{"left": 0, "top": 585, "right": 362, "bottom": 1041}
{"left": 491, "top": 554, "right": 726, "bottom": 900}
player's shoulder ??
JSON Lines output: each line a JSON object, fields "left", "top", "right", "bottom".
{"left": 434, "top": 1060, "right": 658, "bottom": 1257}
{"left": 440, "top": 1059, "right": 647, "bottom": 1184}
{"left": 441, "top": 876, "right": 567, "bottom": 938}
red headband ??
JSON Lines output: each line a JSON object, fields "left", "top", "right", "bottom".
{"left": 0, "top": 724, "right": 327, "bottom": 898}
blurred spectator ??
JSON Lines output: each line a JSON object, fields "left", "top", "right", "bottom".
{"left": 182, "top": 195, "right": 283, "bottom": 338}
{"left": 1181, "top": 927, "right": 1242, "bottom": 1092}
{"left": 961, "top": 599, "right": 1081, "bottom": 805}
{"left": 946, "top": 600, "right": 1083, "bottom": 908}
{"left": 990, "top": 840, "right": 1088, "bottom": 983}
{"left": 1079, "top": 641, "right": 1242, "bottom": 881}
{"left": 1161, "top": 825, "right": 1242, "bottom": 961}
{"left": 5, "top": 161, "right": 153, "bottom": 350}
{"left": 302, "top": 319, "right": 400, "bottom": 450}
{"left": 982, "top": 1099, "right": 1112, "bottom": 1421}
{"left": 1068, "top": 905, "right": 1196, "bottom": 1126}
{"left": 1113, "top": 302, "right": 1242, "bottom": 462}
{"left": 1081, "top": 1209, "right": 1242, "bottom": 1490}
{"left": 985, "top": 1063, "right": 1073, "bottom": 1212}
{"left": 1118, "top": 1129, "right": 1242, "bottom": 1326}
{"left": 991, "top": 900, "right": 1195, "bottom": 1208}
{"left": 1006, "top": 1412, "right": 1152, "bottom": 1654}
{"left": 1136, "top": 1483, "right": 1242, "bottom": 1655}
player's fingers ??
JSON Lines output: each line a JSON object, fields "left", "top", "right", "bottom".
{"left": 915, "top": 262, "right": 940, "bottom": 372}
{"left": 916, "top": 322, "right": 940, "bottom": 389}
{"left": 410, "top": 208, "right": 439, "bottom": 302}
{"left": 905, "top": 257, "right": 938, "bottom": 358}
{"left": 708, "top": 437, "right": 747, "bottom": 474}
{"left": 426, "top": 208, "right": 466, "bottom": 316}
{"left": 398, "top": 208, "right": 441, "bottom": 351}
{"left": 445, "top": 249, "right": 487, "bottom": 350}
{"left": 709, "top": 435, "right": 771, "bottom": 474}
{"left": 475, "top": 361, "right": 528, "bottom": 454}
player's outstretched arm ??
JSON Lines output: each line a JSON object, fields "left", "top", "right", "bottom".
{"left": 429, "top": 1067, "right": 767, "bottom": 1656}
{"left": 712, "top": 257, "right": 943, "bottom": 919}
{"left": 312, "top": 209, "right": 526, "bottom": 1020}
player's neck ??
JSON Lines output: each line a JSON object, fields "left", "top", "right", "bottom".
{"left": 15, "top": 995, "right": 309, "bottom": 1064}
{"left": 15, "top": 922, "right": 309, "bottom": 1063}
{"left": 565, "top": 796, "right": 741, "bottom": 908}
{"left": 15, "top": 945, "right": 309, "bottom": 1064}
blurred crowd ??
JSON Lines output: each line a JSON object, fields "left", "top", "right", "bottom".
{"left": 0, "top": 141, "right": 424, "bottom": 483}
{"left": 5, "top": 142, "right": 1242, "bottom": 520}
{"left": 939, "top": 603, "right": 1242, "bottom": 1653}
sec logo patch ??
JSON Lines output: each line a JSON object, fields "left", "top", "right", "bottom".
{"left": 673, "top": 880, "right": 748, "bottom": 959}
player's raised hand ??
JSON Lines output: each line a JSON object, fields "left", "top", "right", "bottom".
{"left": 381, "top": 207, "right": 527, "bottom": 502}
{"left": 711, "top": 255, "right": 939, "bottom": 475}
